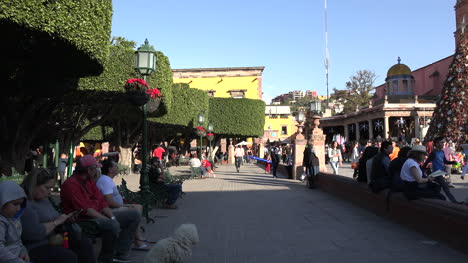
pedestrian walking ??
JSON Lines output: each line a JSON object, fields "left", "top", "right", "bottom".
{"left": 328, "top": 141, "right": 342, "bottom": 174}
{"left": 270, "top": 142, "right": 281, "bottom": 178}
{"left": 234, "top": 145, "right": 244, "bottom": 173}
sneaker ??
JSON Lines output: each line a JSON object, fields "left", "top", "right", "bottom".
{"left": 113, "top": 255, "right": 131, "bottom": 263}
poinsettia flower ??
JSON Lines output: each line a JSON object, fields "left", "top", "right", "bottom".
{"left": 207, "top": 133, "right": 214, "bottom": 136}
{"left": 146, "top": 88, "right": 162, "bottom": 98}
{"left": 195, "top": 126, "right": 206, "bottom": 131}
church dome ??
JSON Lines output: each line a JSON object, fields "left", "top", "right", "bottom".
{"left": 387, "top": 57, "right": 411, "bottom": 77}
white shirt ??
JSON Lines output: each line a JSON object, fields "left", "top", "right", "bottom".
{"left": 400, "top": 158, "right": 422, "bottom": 182}
{"left": 234, "top": 148, "right": 244, "bottom": 157}
{"left": 190, "top": 158, "right": 202, "bottom": 168}
{"left": 96, "top": 175, "right": 124, "bottom": 205}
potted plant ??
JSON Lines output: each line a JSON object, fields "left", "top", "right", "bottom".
{"left": 207, "top": 132, "right": 214, "bottom": 141}
{"left": 124, "top": 78, "right": 150, "bottom": 106}
{"left": 195, "top": 126, "right": 206, "bottom": 137}
{"left": 145, "top": 88, "right": 162, "bottom": 113}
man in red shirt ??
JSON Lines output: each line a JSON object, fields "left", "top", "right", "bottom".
{"left": 61, "top": 155, "right": 140, "bottom": 263}
{"left": 152, "top": 144, "right": 165, "bottom": 160}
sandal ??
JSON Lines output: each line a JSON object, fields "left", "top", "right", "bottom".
{"left": 132, "top": 243, "right": 150, "bottom": 251}
{"left": 135, "top": 239, "right": 157, "bottom": 244}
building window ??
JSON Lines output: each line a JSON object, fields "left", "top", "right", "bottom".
{"left": 281, "top": 126, "right": 287, "bottom": 135}
{"left": 392, "top": 79, "right": 399, "bottom": 94}
{"left": 402, "top": 79, "right": 409, "bottom": 93}
{"left": 227, "top": 89, "right": 247, "bottom": 98}
{"left": 207, "top": 90, "right": 216, "bottom": 97}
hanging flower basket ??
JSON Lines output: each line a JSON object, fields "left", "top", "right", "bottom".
{"left": 195, "top": 126, "right": 206, "bottom": 137}
{"left": 123, "top": 79, "right": 163, "bottom": 109}
{"left": 207, "top": 133, "right": 214, "bottom": 141}
{"left": 144, "top": 88, "right": 163, "bottom": 113}
{"left": 126, "top": 89, "right": 150, "bottom": 106}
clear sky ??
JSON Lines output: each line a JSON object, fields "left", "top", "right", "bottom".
{"left": 111, "top": 0, "right": 457, "bottom": 104}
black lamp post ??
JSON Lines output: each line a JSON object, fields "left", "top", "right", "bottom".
{"left": 134, "top": 39, "right": 157, "bottom": 210}
{"left": 198, "top": 111, "right": 205, "bottom": 158}
{"left": 207, "top": 123, "right": 214, "bottom": 162}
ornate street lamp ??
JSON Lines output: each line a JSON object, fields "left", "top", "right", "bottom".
{"left": 207, "top": 123, "right": 214, "bottom": 162}
{"left": 296, "top": 110, "right": 305, "bottom": 134}
{"left": 134, "top": 39, "right": 157, "bottom": 217}
{"left": 310, "top": 97, "right": 322, "bottom": 130}
{"left": 198, "top": 111, "right": 205, "bottom": 158}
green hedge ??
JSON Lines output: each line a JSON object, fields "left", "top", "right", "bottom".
{"left": 149, "top": 83, "right": 209, "bottom": 127}
{"left": 0, "top": 0, "right": 112, "bottom": 72}
{"left": 81, "top": 125, "right": 114, "bottom": 141}
{"left": 209, "top": 98, "right": 265, "bottom": 137}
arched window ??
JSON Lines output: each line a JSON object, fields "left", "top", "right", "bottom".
{"left": 392, "top": 79, "right": 399, "bottom": 94}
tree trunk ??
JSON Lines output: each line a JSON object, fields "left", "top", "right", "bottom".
{"left": 119, "top": 146, "right": 133, "bottom": 169}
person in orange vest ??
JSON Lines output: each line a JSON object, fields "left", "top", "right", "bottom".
{"left": 389, "top": 141, "right": 400, "bottom": 161}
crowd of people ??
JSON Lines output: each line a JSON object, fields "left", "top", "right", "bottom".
{"left": 0, "top": 150, "right": 184, "bottom": 263}
{"left": 341, "top": 137, "right": 468, "bottom": 204}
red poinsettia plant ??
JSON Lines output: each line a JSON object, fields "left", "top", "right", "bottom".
{"left": 124, "top": 78, "right": 148, "bottom": 91}
{"left": 207, "top": 133, "right": 214, "bottom": 137}
{"left": 195, "top": 126, "right": 206, "bottom": 132}
{"left": 146, "top": 88, "right": 162, "bottom": 98}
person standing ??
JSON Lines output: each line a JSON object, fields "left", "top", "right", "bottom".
{"left": 152, "top": 144, "right": 166, "bottom": 162}
{"left": 351, "top": 142, "right": 360, "bottom": 179}
{"left": 58, "top": 153, "right": 68, "bottom": 187}
{"left": 270, "top": 142, "right": 281, "bottom": 178}
{"left": 234, "top": 145, "right": 244, "bottom": 173}
{"left": 302, "top": 141, "right": 320, "bottom": 188}
{"left": 327, "top": 141, "right": 342, "bottom": 174}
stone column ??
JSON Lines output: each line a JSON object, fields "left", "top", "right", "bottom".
{"left": 228, "top": 139, "right": 235, "bottom": 164}
{"left": 368, "top": 120, "right": 374, "bottom": 140}
{"left": 384, "top": 116, "right": 390, "bottom": 139}
{"left": 221, "top": 138, "right": 227, "bottom": 153}
{"left": 292, "top": 126, "right": 306, "bottom": 180}
{"left": 414, "top": 115, "right": 421, "bottom": 140}
{"left": 355, "top": 122, "right": 360, "bottom": 142}
{"left": 344, "top": 125, "right": 349, "bottom": 141}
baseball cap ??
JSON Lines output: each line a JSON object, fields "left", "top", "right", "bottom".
{"left": 79, "top": 154, "right": 102, "bottom": 168}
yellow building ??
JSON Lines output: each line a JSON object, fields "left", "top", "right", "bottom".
{"left": 264, "top": 106, "right": 297, "bottom": 142}
{"left": 172, "top": 67, "right": 264, "bottom": 99}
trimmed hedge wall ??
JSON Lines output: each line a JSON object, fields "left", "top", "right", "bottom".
{"left": 209, "top": 98, "right": 265, "bottom": 137}
{"left": 0, "top": 0, "right": 112, "bottom": 71}
{"left": 81, "top": 125, "right": 114, "bottom": 141}
{"left": 149, "top": 83, "right": 209, "bottom": 127}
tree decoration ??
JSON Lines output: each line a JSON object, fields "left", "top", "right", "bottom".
{"left": 360, "top": 123, "right": 368, "bottom": 131}
{"left": 375, "top": 120, "right": 383, "bottom": 131}
{"left": 426, "top": 31, "right": 468, "bottom": 143}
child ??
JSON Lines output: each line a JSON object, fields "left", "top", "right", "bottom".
{"left": 201, "top": 157, "right": 215, "bottom": 178}
{"left": 0, "top": 181, "right": 29, "bottom": 263}
{"left": 265, "top": 153, "right": 271, "bottom": 174}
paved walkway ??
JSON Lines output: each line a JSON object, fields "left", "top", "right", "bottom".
{"left": 118, "top": 164, "right": 468, "bottom": 263}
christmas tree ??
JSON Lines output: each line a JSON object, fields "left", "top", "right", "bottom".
{"left": 425, "top": 30, "right": 468, "bottom": 144}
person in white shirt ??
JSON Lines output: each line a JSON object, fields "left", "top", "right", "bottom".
{"left": 234, "top": 145, "right": 245, "bottom": 173}
{"left": 400, "top": 145, "right": 445, "bottom": 201}
{"left": 328, "top": 141, "right": 342, "bottom": 174}
{"left": 96, "top": 159, "right": 149, "bottom": 251}
{"left": 189, "top": 153, "right": 206, "bottom": 177}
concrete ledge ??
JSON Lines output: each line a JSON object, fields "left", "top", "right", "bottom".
{"left": 315, "top": 172, "right": 468, "bottom": 254}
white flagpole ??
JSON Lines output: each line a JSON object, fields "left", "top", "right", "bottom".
{"left": 324, "top": 0, "right": 329, "bottom": 107}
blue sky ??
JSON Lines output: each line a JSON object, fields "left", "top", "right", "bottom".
{"left": 111, "top": 0, "right": 456, "bottom": 104}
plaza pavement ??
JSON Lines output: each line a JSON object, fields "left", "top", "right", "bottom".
{"left": 116, "top": 163, "right": 468, "bottom": 263}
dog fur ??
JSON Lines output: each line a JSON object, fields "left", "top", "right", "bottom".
{"left": 144, "top": 224, "right": 199, "bottom": 263}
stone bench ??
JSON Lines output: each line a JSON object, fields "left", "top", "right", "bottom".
{"left": 315, "top": 172, "right": 468, "bottom": 254}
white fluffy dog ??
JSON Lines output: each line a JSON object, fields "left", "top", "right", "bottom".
{"left": 144, "top": 224, "right": 199, "bottom": 263}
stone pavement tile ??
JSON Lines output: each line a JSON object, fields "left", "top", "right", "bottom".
{"left": 127, "top": 164, "right": 468, "bottom": 263}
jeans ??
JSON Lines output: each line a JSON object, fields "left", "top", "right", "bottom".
{"left": 235, "top": 157, "right": 243, "bottom": 170}
{"left": 433, "top": 176, "right": 459, "bottom": 203}
{"left": 164, "top": 184, "right": 182, "bottom": 205}
{"left": 94, "top": 209, "right": 141, "bottom": 262}
{"left": 29, "top": 244, "right": 78, "bottom": 263}
{"left": 330, "top": 161, "right": 339, "bottom": 174}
